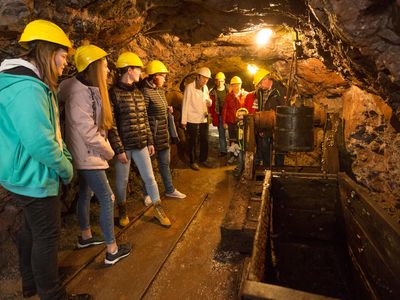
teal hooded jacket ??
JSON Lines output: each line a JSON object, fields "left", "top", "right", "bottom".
{"left": 0, "top": 67, "right": 73, "bottom": 197}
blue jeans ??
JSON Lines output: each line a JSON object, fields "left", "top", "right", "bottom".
{"left": 144, "top": 148, "right": 174, "bottom": 195}
{"left": 15, "top": 193, "right": 66, "bottom": 300}
{"left": 217, "top": 115, "right": 227, "bottom": 153}
{"left": 77, "top": 170, "right": 115, "bottom": 245}
{"left": 115, "top": 147, "right": 160, "bottom": 204}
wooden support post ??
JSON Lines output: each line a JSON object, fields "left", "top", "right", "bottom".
{"left": 244, "top": 115, "right": 256, "bottom": 179}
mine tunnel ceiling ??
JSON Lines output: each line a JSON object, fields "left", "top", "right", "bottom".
{"left": 1, "top": 0, "right": 399, "bottom": 114}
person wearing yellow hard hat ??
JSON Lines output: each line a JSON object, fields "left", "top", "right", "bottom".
{"left": 139, "top": 60, "right": 186, "bottom": 202}
{"left": 108, "top": 53, "right": 172, "bottom": 228}
{"left": 59, "top": 45, "right": 132, "bottom": 266}
{"left": 222, "top": 76, "right": 248, "bottom": 164}
{"left": 181, "top": 67, "right": 213, "bottom": 170}
{"left": 0, "top": 20, "right": 92, "bottom": 299}
{"left": 209, "top": 72, "right": 229, "bottom": 156}
{"left": 251, "top": 68, "right": 287, "bottom": 167}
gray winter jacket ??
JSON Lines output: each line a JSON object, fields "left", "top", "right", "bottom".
{"left": 58, "top": 77, "right": 114, "bottom": 170}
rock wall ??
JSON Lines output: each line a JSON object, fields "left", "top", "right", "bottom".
{"left": 0, "top": 187, "right": 21, "bottom": 279}
{"left": 342, "top": 86, "right": 400, "bottom": 214}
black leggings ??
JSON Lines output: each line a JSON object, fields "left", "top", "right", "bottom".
{"left": 186, "top": 122, "right": 209, "bottom": 164}
{"left": 15, "top": 193, "right": 66, "bottom": 300}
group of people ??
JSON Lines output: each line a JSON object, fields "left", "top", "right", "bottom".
{"left": 206, "top": 68, "right": 287, "bottom": 176}
{"left": 0, "top": 20, "right": 184, "bottom": 300}
{"left": 0, "top": 18, "right": 287, "bottom": 300}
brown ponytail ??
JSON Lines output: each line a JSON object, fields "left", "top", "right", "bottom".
{"left": 83, "top": 59, "right": 113, "bottom": 130}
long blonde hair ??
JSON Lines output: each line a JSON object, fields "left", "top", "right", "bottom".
{"left": 82, "top": 59, "right": 113, "bottom": 130}
{"left": 25, "top": 41, "right": 64, "bottom": 92}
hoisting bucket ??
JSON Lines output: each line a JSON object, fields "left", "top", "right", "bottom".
{"left": 274, "top": 106, "right": 314, "bottom": 152}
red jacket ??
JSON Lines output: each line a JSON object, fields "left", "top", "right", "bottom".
{"left": 222, "top": 91, "right": 246, "bottom": 125}
{"left": 244, "top": 91, "right": 257, "bottom": 114}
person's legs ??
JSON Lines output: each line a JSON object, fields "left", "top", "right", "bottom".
{"left": 275, "top": 152, "right": 285, "bottom": 167}
{"left": 199, "top": 122, "right": 209, "bottom": 163}
{"left": 157, "top": 148, "right": 174, "bottom": 194}
{"left": 186, "top": 122, "right": 198, "bottom": 164}
{"left": 79, "top": 170, "right": 115, "bottom": 246}
{"left": 114, "top": 153, "right": 132, "bottom": 206}
{"left": 16, "top": 194, "right": 66, "bottom": 300}
{"left": 217, "top": 115, "right": 227, "bottom": 154}
{"left": 16, "top": 200, "right": 35, "bottom": 296}
{"left": 76, "top": 172, "right": 92, "bottom": 233}
{"left": 227, "top": 123, "right": 238, "bottom": 144}
{"left": 236, "top": 150, "right": 244, "bottom": 175}
{"left": 132, "top": 147, "right": 171, "bottom": 227}
{"left": 262, "top": 136, "right": 272, "bottom": 168}
{"left": 131, "top": 147, "right": 160, "bottom": 204}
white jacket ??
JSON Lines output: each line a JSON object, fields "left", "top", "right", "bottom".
{"left": 181, "top": 81, "right": 211, "bottom": 125}
{"left": 58, "top": 77, "right": 114, "bottom": 170}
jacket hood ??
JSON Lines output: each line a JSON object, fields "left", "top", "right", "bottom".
{"left": 0, "top": 59, "right": 41, "bottom": 77}
{"left": 0, "top": 59, "right": 45, "bottom": 93}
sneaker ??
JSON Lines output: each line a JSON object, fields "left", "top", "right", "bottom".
{"left": 67, "top": 294, "right": 92, "bottom": 300}
{"left": 154, "top": 204, "right": 171, "bottom": 227}
{"left": 190, "top": 163, "right": 200, "bottom": 171}
{"left": 77, "top": 233, "right": 104, "bottom": 249}
{"left": 104, "top": 243, "right": 132, "bottom": 265}
{"left": 144, "top": 195, "right": 152, "bottom": 207}
{"left": 165, "top": 189, "right": 186, "bottom": 199}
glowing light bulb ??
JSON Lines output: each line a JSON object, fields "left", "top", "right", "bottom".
{"left": 247, "top": 64, "right": 259, "bottom": 74}
{"left": 256, "top": 28, "right": 273, "bottom": 46}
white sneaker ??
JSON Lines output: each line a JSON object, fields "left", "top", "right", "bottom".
{"left": 144, "top": 195, "right": 152, "bottom": 207}
{"left": 165, "top": 189, "right": 186, "bottom": 199}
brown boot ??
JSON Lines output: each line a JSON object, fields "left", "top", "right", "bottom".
{"left": 153, "top": 202, "right": 171, "bottom": 227}
{"left": 118, "top": 202, "right": 130, "bottom": 227}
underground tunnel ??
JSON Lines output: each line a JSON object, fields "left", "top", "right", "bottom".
{"left": 0, "top": 0, "right": 399, "bottom": 299}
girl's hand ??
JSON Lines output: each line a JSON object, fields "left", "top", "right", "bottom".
{"left": 117, "top": 152, "right": 128, "bottom": 164}
{"left": 148, "top": 145, "right": 155, "bottom": 156}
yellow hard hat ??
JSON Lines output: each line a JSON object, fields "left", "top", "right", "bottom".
{"left": 215, "top": 72, "right": 225, "bottom": 80}
{"left": 230, "top": 76, "right": 242, "bottom": 85}
{"left": 116, "top": 52, "right": 144, "bottom": 69}
{"left": 74, "top": 45, "right": 108, "bottom": 73}
{"left": 19, "top": 19, "right": 73, "bottom": 50}
{"left": 146, "top": 60, "right": 169, "bottom": 75}
{"left": 253, "top": 68, "right": 270, "bottom": 86}
{"left": 236, "top": 107, "right": 249, "bottom": 117}
{"left": 196, "top": 67, "right": 211, "bottom": 78}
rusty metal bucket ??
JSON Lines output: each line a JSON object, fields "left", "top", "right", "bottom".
{"left": 254, "top": 111, "right": 275, "bottom": 130}
{"left": 274, "top": 106, "right": 314, "bottom": 152}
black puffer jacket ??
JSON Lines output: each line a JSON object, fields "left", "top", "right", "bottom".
{"left": 140, "top": 78, "right": 169, "bottom": 151}
{"left": 108, "top": 81, "right": 153, "bottom": 154}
